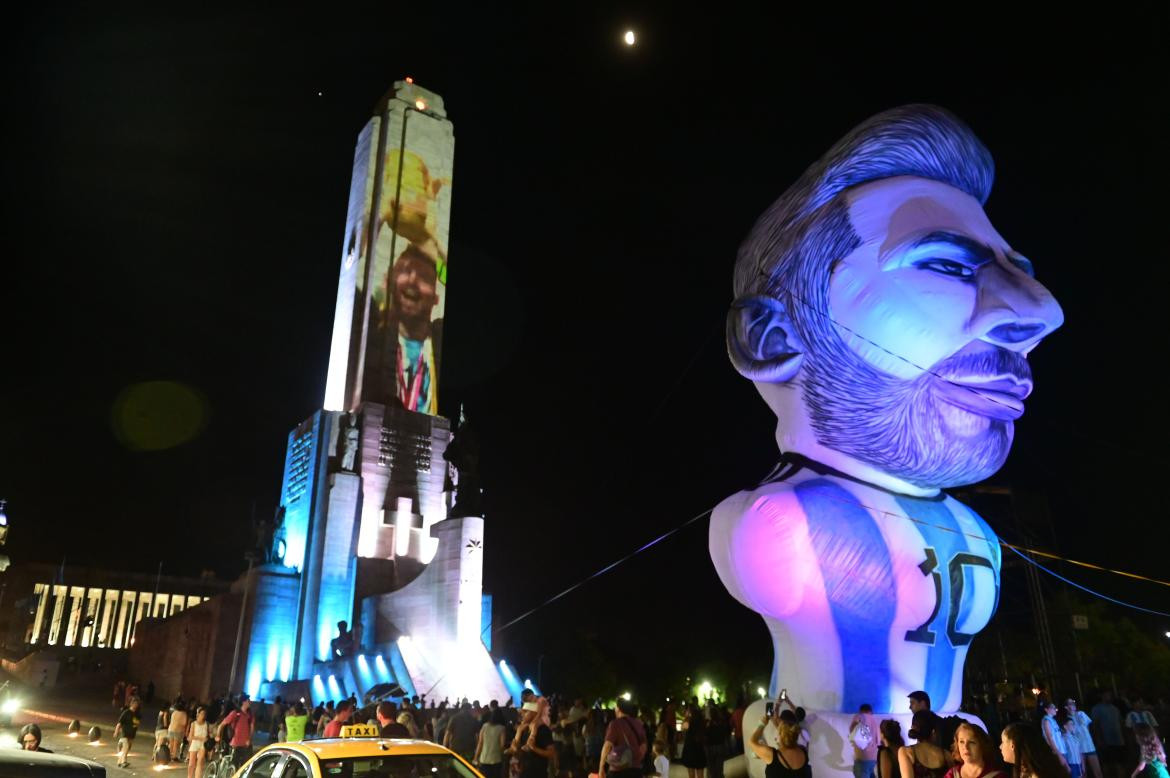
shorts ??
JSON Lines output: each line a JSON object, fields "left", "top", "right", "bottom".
{"left": 118, "top": 736, "right": 133, "bottom": 754}
{"left": 1069, "top": 764, "right": 1082, "bottom": 778}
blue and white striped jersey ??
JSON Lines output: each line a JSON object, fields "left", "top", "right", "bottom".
{"left": 710, "top": 456, "right": 1000, "bottom": 713}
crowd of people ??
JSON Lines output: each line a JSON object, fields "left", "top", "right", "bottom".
{"left": 839, "top": 690, "right": 1167, "bottom": 778}
{"left": 100, "top": 679, "right": 1166, "bottom": 778}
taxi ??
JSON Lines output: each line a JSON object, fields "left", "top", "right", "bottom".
{"left": 227, "top": 724, "right": 485, "bottom": 778}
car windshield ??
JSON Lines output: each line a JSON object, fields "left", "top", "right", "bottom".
{"left": 318, "top": 754, "right": 478, "bottom": 778}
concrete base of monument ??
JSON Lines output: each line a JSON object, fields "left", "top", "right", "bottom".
{"left": 739, "top": 700, "right": 984, "bottom": 778}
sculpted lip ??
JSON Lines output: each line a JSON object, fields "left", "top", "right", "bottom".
{"left": 933, "top": 373, "right": 1032, "bottom": 421}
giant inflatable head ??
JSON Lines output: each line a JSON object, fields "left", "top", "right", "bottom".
{"left": 727, "top": 105, "right": 1063, "bottom": 492}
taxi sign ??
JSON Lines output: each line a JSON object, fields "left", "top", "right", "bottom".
{"left": 339, "top": 724, "right": 380, "bottom": 738}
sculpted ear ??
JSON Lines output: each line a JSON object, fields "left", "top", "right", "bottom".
{"left": 726, "top": 295, "right": 804, "bottom": 383}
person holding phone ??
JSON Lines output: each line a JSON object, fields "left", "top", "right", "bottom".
{"left": 749, "top": 710, "right": 811, "bottom": 778}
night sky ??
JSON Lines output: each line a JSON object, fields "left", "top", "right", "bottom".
{"left": 4, "top": 5, "right": 1168, "bottom": 692}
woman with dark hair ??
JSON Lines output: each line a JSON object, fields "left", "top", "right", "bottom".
{"left": 1000, "top": 722, "right": 1069, "bottom": 778}
{"left": 19, "top": 723, "right": 51, "bottom": 752}
{"left": 584, "top": 708, "right": 606, "bottom": 773}
{"left": 945, "top": 722, "right": 1002, "bottom": 778}
{"left": 878, "top": 720, "right": 906, "bottom": 778}
{"left": 899, "top": 711, "right": 951, "bottom": 778}
{"left": 680, "top": 705, "right": 709, "bottom": 778}
{"left": 475, "top": 707, "right": 507, "bottom": 778}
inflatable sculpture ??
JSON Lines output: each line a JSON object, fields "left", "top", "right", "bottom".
{"left": 709, "top": 105, "right": 1063, "bottom": 774}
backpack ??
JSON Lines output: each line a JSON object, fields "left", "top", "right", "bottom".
{"left": 606, "top": 719, "right": 646, "bottom": 770}
{"left": 851, "top": 719, "right": 874, "bottom": 751}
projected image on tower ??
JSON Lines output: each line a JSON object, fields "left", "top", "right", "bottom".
{"left": 364, "top": 108, "right": 452, "bottom": 416}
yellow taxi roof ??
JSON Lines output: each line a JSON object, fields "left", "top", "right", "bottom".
{"left": 261, "top": 738, "right": 459, "bottom": 761}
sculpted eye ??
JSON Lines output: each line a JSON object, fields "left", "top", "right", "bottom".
{"left": 915, "top": 258, "right": 976, "bottom": 279}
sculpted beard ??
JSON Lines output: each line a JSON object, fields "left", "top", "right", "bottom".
{"left": 799, "top": 320, "right": 1027, "bottom": 489}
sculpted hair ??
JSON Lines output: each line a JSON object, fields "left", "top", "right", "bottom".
{"left": 732, "top": 105, "right": 995, "bottom": 336}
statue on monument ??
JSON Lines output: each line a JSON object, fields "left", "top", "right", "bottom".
{"left": 330, "top": 620, "right": 355, "bottom": 659}
{"left": 340, "top": 412, "right": 360, "bottom": 472}
{"left": 710, "top": 105, "right": 1063, "bottom": 716}
{"left": 443, "top": 407, "right": 483, "bottom": 519}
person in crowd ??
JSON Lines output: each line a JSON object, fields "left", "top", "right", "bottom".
{"left": 435, "top": 702, "right": 454, "bottom": 746}
{"left": 475, "top": 707, "right": 507, "bottom": 778}
{"left": 748, "top": 712, "right": 810, "bottom": 778}
{"left": 910, "top": 693, "right": 944, "bottom": 749}
{"left": 446, "top": 701, "right": 482, "bottom": 762}
{"left": 584, "top": 707, "right": 607, "bottom": 771}
{"left": 851, "top": 704, "right": 880, "bottom": 778}
{"left": 399, "top": 711, "right": 421, "bottom": 738}
{"left": 268, "top": 695, "right": 284, "bottom": 743}
{"left": 707, "top": 705, "right": 732, "bottom": 778}
{"left": 1063, "top": 700, "right": 1100, "bottom": 778}
{"left": 731, "top": 697, "right": 747, "bottom": 755}
{"left": 1000, "top": 722, "right": 1068, "bottom": 778}
{"left": 284, "top": 702, "right": 309, "bottom": 742}
{"left": 1092, "top": 692, "right": 1125, "bottom": 778}
{"left": 19, "top": 723, "right": 51, "bottom": 752}
{"left": 899, "top": 710, "right": 951, "bottom": 778}
{"left": 186, "top": 706, "right": 210, "bottom": 778}
{"left": 168, "top": 696, "right": 188, "bottom": 763}
{"left": 154, "top": 705, "right": 171, "bottom": 755}
{"left": 944, "top": 722, "right": 1001, "bottom": 778}
{"left": 113, "top": 680, "right": 125, "bottom": 709}
{"left": 655, "top": 739, "right": 672, "bottom": 778}
{"left": 1131, "top": 723, "right": 1168, "bottom": 778}
{"left": 680, "top": 704, "right": 708, "bottom": 778}
{"left": 218, "top": 696, "right": 255, "bottom": 770}
{"left": 644, "top": 705, "right": 663, "bottom": 777}
{"left": 514, "top": 701, "right": 556, "bottom": 778}
{"left": 377, "top": 702, "right": 411, "bottom": 738}
{"left": 1058, "top": 712, "right": 1083, "bottom": 778}
{"left": 318, "top": 701, "right": 337, "bottom": 737}
{"left": 600, "top": 700, "right": 648, "bottom": 778}
{"left": 114, "top": 696, "right": 142, "bottom": 769}
{"left": 878, "top": 720, "right": 907, "bottom": 778}
{"left": 664, "top": 701, "right": 679, "bottom": 757}
{"left": 563, "top": 698, "right": 588, "bottom": 771}
{"left": 310, "top": 702, "right": 325, "bottom": 735}
{"left": 1040, "top": 702, "right": 1070, "bottom": 774}
{"left": 323, "top": 700, "right": 354, "bottom": 738}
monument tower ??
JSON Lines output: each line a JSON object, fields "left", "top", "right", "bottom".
{"left": 243, "top": 80, "right": 508, "bottom": 704}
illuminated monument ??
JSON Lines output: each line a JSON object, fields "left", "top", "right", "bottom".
{"left": 244, "top": 81, "right": 509, "bottom": 704}
{"left": 709, "top": 106, "right": 1062, "bottom": 776}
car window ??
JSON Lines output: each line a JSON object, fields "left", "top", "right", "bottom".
{"left": 247, "top": 752, "right": 287, "bottom": 778}
{"left": 318, "top": 753, "right": 480, "bottom": 778}
{"left": 283, "top": 755, "right": 311, "bottom": 778}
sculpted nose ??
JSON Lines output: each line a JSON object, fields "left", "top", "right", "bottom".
{"left": 972, "top": 263, "right": 1064, "bottom": 352}
{"left": 986, "top": 321, "right": 1047, "bottom": 344}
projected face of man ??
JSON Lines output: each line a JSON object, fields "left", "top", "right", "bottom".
{"left": 391, "top": 246, "right": 440, "bottom": 340}
{"left": 803, "top": 176, "right": 1063, "bottom": 490}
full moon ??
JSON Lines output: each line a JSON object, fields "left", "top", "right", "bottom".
{"left": 623, "top": 30, "right": 636, "bottom": 46}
